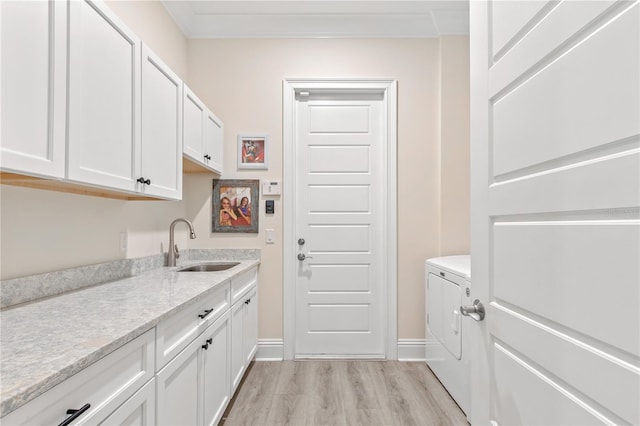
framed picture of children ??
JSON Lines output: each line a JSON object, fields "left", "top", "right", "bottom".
{"left": 237, "top": 134, "right": 269, "bottom": 170}
{"left": 212, "top": 179, "right": 259, "bottom": 233}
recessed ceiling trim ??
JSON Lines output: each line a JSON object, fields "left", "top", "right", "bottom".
{"left": 161, "top": 1, "right": 469, "bottom": 39}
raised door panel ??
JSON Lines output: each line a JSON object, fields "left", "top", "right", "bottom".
{"left": 203, "top": 110, "right": 224, "bottom": 174}
{"left": 140, "top": 44, "right": 182, "bottom": 200}
{"left": 0, "top": 0, "right": 66, "bottom": 178}
{"left": 243, "top": 287, "right": 258, "bottom": 366}
{"left": 201, "top": 312, "right": 231, "bottom": 426}
{"left": 67, "top": 0, "right": 140, "bottom": 192}
{"left": 230, "top": 299, "right": 245, "bottom": 393}
{"left": 156, "top": 337, "right": 200, "bottom": 426}
{"left": 470, "top": 1, "right": 640, "bottom": 424}
{"left": 183, "top": 85, "right": 205, "bottom": 163}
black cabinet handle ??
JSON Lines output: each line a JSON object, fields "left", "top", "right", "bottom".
{"left": 198, "top": 308, "right": 214, "bottom": 319}
{"left": 244, "top": 299, "right": 251, "bottom": 305}
{"left": 202, "top": 337, "right": 213, "bottom": 350}
{"left": 204, "top": 154, "right": 211, "bottom": 160}
{"left": 137, "top": 177, "right": 151, "bottom": 185}
{"left": 58, "top": 403, "right": 91, "bottom": 426}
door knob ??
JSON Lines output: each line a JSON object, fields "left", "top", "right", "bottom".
{"left": 298, "top": 238, "right": 305, "bottom": 245}
{"left": 297, "top": 253, "right": 313, "bottom": 261}
{"left": 460, "top": 299, "right": 485, "bottom": 321}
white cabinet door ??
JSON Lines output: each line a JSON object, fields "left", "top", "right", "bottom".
{"left": 243, "top": 287, "right": 258, "bottom": 366}
{"left": 156, "top": 337, "right": 200, "bottom": 426}
{"left": 201, "top": 312, "right": 231, "bottom": 426}
{"left": 100, "top": 378, "right": 156, "bottom": 426}
{"left": 67, "top": 0, "right": 141, "bottom": 192}
{"left": 183, "top": 83, "right": 224, "bottom": 174}
{"left": 230, "top": 299, "right": 245, "bottom": 393}
{"left": 0, "top": 0, "right": 66, "bottom": 178}
{"left": 183, "top": 85, "right": 206, "bottom": 164}
{"left": 140, "top": 44, "right": 182, "bottom": 200}
{"left": 203, "top": 110, "right": 224, "bottom": 174}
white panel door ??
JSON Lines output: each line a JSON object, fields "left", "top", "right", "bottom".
{"left": 470, "top": 1, "right": 640, "bottom": 425}
{"left": 0, "top": 0, "right": 66, "bottom": 178}
{"left": 294, "top": 92, "right": 385, "bottom": 357}
{"left": 140, "top": 44, "right": 182, "bottom": 200}
{"left": 67, "top": 0, "right": 140, "bottom": 192}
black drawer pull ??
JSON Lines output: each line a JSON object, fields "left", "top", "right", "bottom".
{"left": 244, "top": 299, "right": 251, "bottom": 305}
{"left": 204, "top": 154, "right": 211, "bottom": 160}
{"left": 58, "top": 403, "right": 91, "bottom": 426}
{"left": 202, "top": 337, "right": 213, "bottom": 350}
{"left": 198, "top": 308, "right": 214, "bottom": 319}
{"left": 136, "top": 177, "right": 151, "bottom": 185}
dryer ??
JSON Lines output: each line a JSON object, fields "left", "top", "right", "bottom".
{"left": 425, "top": 255, "right": 471, "bottom": 418}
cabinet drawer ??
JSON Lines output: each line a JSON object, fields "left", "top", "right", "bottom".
{"left": 231, "top": 267, "right": 258, "bottom": 305}
{"left": 1, "top": 329, "right": 155, "bottom": 425}
{"left": 156, "top": 283, "right": 230, "bottom": 370}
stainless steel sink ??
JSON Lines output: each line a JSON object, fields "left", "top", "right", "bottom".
{"left": 177, "top": 262, "right": 239, "bottom": 272}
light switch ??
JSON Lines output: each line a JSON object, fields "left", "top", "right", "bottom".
{"left": 266, "top": 229, "right": 275, "bottom": 244}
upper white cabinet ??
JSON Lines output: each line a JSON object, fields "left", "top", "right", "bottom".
{"left": 1, "top": 0, "right": 222, "bottom": 199}
{"left": 140, "top": 45, "right": 183, "bottom": 200}
{"left": 0, "top": 1, "right": 67, "bottom": 179}
{"left": 183, "top": 85, "right": 206, "bottom": 163}
{"left": 183, "top": 84, "right": 224, "bottom": 174}
{"left": 67, "top": 0, "right": 141, "bottom": 193}
{"left": 204, "top": 110, "right": 224, "bottom": 174}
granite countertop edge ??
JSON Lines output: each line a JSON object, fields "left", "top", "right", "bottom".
{"left": 0, "top": 256, "right": 260, "bottom": 418}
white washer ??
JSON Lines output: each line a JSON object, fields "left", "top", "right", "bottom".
{"left": 425, "top": 255, "right": 471, "bottom": 418}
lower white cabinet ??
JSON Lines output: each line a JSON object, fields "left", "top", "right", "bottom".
{"left": 1, "top": 267, "right": 258, "bottom": 425}
{"left": 231, "top": 285, "right": 258, "bottom": 393}
{"left": 1, "top": 329, "right": 155, "bottom": 425}
{"left": 156, "top": 311, "right": 230, "bottom": 426}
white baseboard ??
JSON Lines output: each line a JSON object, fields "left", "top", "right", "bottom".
{"left": 256, "top": 338, "right": 437, "bottom": 361}
{"left": 397, "top": 339, "right": 426, "bottom": 361}
{"left": 255, "top": 339, "right": 284, "bottom": 360}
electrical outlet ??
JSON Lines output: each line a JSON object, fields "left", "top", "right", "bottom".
{"left": 119, "top": 232, "right": 128, "bottom": 252}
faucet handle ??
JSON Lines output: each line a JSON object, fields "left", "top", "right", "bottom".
{"left": 174, "top": 244, "right": 180, "bottom": 259}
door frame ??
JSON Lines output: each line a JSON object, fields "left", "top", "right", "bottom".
{"left": 282, "top": 79, "right": 398, "bottom": 360}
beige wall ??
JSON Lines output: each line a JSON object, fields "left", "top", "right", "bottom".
{"left": 104, "top": 0, "right": 188, "bottom": 81}
{"left": 185, "top": 38, "right": 468, "bottom": 340}
{"left": 0, "top": 1, "right": 470, "bottom": 342}
{"left": 440, "top": 37, "right": 471, "bottom": 256}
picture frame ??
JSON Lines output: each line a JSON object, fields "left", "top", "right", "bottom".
{"left": 212, "top": 179, "right": 259, "bottom": 233}
{"left": 237, "top": 134, "right": 269, "bottom": 170}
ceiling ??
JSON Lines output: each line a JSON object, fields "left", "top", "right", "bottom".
{"left": 161, "top": 1, "right": 469, "bottom": 39}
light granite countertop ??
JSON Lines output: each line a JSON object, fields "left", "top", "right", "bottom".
{"left": 0, "top": 256, "right": 260, "bottom": 417}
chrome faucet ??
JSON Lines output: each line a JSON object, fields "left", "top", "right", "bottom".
{"left": 167, "top": 218, "right": 196, "bottom": 267}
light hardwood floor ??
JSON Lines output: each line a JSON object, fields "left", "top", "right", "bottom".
{"left": 220, "top": 361, "right": 468, "bottom": 426}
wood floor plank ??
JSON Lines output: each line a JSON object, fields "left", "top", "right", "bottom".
{"left": 221, "top": 361, "right": 468, "bottom": 426}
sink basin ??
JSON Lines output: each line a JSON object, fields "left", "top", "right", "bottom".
{"left": 177, "top": 262, "right": 239, "bottom": 272}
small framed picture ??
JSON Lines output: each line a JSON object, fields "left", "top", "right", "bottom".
{"left": 212, "top": 179, "right": 259, "bottom": 233}
{"left": 238, "top": 134, "right": 268, "bottom": 170}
